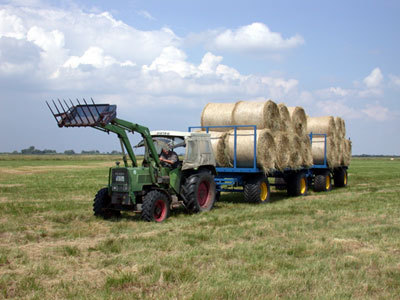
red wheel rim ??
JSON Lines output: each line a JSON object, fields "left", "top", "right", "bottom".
{"left": 197, "top": 181, "right": 211, "bottom": 207}
{"left": 154, "top": 199, "right": 166, "bottom": 222}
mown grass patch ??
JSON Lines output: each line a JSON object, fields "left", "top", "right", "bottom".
{"left": 0, "top": 156, "right": 399, "bottom": 298}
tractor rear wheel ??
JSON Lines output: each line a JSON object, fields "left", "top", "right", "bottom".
{"left": 334, "top": 168, "right": 348, "bottom": 187}
{"left": 244, "top": 177, "right": 271, "bottom": 203}
{"left": 314, "top": 171, "right": 332, "bottom": 192}
{"left": 183, "top": 172, "right": 216, "bottom": 213}
{"left": 287, "top": 173, "right": 308, "bottom": 197}
{"left": 142, "top": 190, "right": 170, "bottom": 222}
{"left": 93, "top": 188, "right": 120, "bottom": 219}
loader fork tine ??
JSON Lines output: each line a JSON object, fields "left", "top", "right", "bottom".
{"left": 63, "top": 99, "right": 77, "bottom": 125}
{"left": 76, "top": 99, "right": 90, "bottom": 125}
{"left": 83, "top": 98, "right": 96, "bottom": 125}
{"left": 58, "top": 99, "right": 73, "bottom": 125}
{"left": 70, "top": 99, "right": 85, "bottom": 124}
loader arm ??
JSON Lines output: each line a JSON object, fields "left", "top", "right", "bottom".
{"left": 47, "top": 99, "right": 162, "bottom": 171}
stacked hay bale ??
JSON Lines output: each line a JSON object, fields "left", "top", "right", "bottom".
{"left": 307, "top": 116, "right": 351, "bottom": 167}
{"left": 200, "top": 100, "right": 351, "bottom": 172}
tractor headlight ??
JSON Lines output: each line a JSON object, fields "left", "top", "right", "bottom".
{"left": 116, "top": 175, "right": 125, "bottom": 182}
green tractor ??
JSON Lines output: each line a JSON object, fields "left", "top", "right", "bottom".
{"left": 47, "top": 99, "right": 217, "bottom": 222}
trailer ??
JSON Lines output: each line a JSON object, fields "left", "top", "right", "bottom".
{"left": 188, "top": 125, "right": 348, "bottom": 203}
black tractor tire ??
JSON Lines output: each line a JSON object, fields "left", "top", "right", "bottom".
{"left": 334, "top": 168, "right": 348, "bottom": 187}
{"left": 287, "top": 173, "right": 308, "bottom": 197}
{"left": 141, "top": 190, "right": 170, "bottom": 222}
{"left": 182, "top": 172, "right": 216, "bottom": 213}
{"left": 314, "top": 171, "right": 332, "bottom": 192}
{"left": 244, "top": 177, "right": 271, "bottom": 203}
{"left": 93, "top": 188, "right": 120, "bottom": 219}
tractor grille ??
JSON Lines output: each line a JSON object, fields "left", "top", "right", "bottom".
{"left": 111, "top": 168, "right": 129, "bottom": 193}
{"left": 138, "top": 174, "right": 151, "bottom": 184}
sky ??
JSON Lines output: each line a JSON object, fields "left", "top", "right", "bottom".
{"left": 0, "top": 0, "right": 399, "bottom": 155}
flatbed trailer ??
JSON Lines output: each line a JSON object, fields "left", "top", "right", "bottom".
{"left": 188, "top": 125, "right": 348, "bottom": 203}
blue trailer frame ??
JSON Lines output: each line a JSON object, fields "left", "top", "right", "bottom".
{"left": 188, "top": 125, "right": 347, "bottom": 197}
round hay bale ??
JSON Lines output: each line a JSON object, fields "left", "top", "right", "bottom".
{"left": 278, "top": 103, "right": 292, "bottom": 132}
{"left": 201, "top": 131, "right": 229, "bottom": 166}
{"left": 343, "top": 139, "right": 352, "bottom": 166}
{"left": 288, "top": 133, "right": 303, "bottom": 169}
{"left": 224, "top": 129, "right": 276, "bottom": 173}
{"left": 307, "top": 116, "right": 337, "bottom": 138}
{"left": 232, "top": 100, "right": 281, "bottom": 131}
{"left": 301, "top": 134, "right": 313, "bottom": 167}
{"left": 335, "top": 117, "right": 346, "bottom": 139}
{"left": 273, "top": 131, "right": 291, "bottom": 170}
{"left": 287, "top": 106, "right": 307, "bottom": 136}
{"left": 311, "top": 135, "right": 336, "bottom": 167}
{"left": 201, "top": 102, "right": 236, "bottom": 131}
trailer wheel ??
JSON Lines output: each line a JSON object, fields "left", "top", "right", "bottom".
{"left": 287, "top": 173, "right": 308, "bottom": 196}
{"left": 93, "top": 188, "right": 120, "bottom": 219}
{"left": 183, "top": 172, "right": 216, "bottom": 213}
{"left": 244, "top": 177, "right": 271, "bottom": 203}
{"left": 142, "top": 190, "right": 170, "bottom": 222}
{"left": 334, "top": 168, "right": 348, "bottom": 187}
{"left": 314, "top": 171, "right": 332, "bottom": 192}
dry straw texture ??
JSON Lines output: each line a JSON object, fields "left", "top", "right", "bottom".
{"left": 273, "top": 131, "right": 291, "bottom": 170}
{"left": 311, "top": 136, "right": 337, "bottom": 167}
{"left": 201, "top": 102, "right": 236, "bottom": 131}
{"left": 335, "top": 117, "right": 346, "bottom": 139}
{"left": 287, "top": 106, "right": 308, "bottom": 136}
{"left": 307, "top": 116, "right": 337, "bottom": 138}
{"left": 224, "top": 129, "right": 276, "bottom": 173}
{"left": 232, "top": 100, "right": 281, "bottom": 131}
{"left": 289, "top": 133, "right": 303, "bottom": 169}
{"left": 343, "top": 139, "right": 352, "bottom": 166}
{"left": 278, "top": 103, "right": 292, "bottom": 132}
{"left": 301, "top": 134, "right": 314, "bottom": 167}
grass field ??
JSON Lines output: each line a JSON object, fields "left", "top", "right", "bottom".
{"left": 0, "top": 155, "right": 399, "bottom": 299}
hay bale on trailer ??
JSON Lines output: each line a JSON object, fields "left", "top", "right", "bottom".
{"left": 232, "top": 100, "right": 282, "bottom": 131}
{"left": 273, "top": 131, "right": 291, "bottom": 171}
{"left": 201, "top": 102, "right": 236, "bottom": 131}
{"left": 301, "top": 134, "right": 313, "bottom": 167}
{"left": 278, "top": 103, "right": 292, "bottom": 132}
{"left": 307, "top": 116, "right": 337, "bottom": 138}
{"left": 288, "top": 133, "right": 304, "bottom": 169}
{"left": 224, "top": 129, "right": 276, "bottom": 173}
{"left": 311, "top": 136, "right": 338, "bottom": 166}
{"left": 287, "top": 106, "right": 308, "bottom": 136}
{"left": 335, "top": 117, "right": 346, "bottom": 139}
{"left": 343, "top": 139, "right": 352, "bottom": 166}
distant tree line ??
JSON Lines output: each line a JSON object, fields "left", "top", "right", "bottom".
{"left": 6, "top": 146, "right": 122, "bottom": 155}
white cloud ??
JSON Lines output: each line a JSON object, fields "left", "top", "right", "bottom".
{"left": 211, "top": 22, "right": 304, "bottom": 53}
{"left": 363, "top": 67, "right": 383, "bottom": 88}
{"left": 137, "top": 10, "right": 156, "bottom": 21}
{"left": 389, "top": 74, "right": 400, "bottom": 87}
{"left": 63, "top": 47, "right": 135, "bottom": 69}
{"left": 362, "top": 103, "right": 391, "bottom": 121}
{"left": 0, "top": 9, "right": 25, "bottom": 39}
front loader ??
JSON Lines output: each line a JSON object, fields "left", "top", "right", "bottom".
{"left": 47, "top": 99, "right": 217, "bottom": 222}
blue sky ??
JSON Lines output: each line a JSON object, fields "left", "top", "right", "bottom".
{"left": 0, "top": 0, "right": 399, "bottom": 154}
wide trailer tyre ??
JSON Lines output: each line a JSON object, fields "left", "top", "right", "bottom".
{"left": 93, "top": 187, "right": 120, "bottom": 219}
{"left": 244, "top": 177, "right": 271, "bottom": 203}
{"left": 142, "top": 190, "right": 170, "bottom": 222}
{"left": 183, "top": 172, "right": 216, "bottom": 213}
{"left": 334, "top": 167, "right": 348, "bottom": 187}
{"left": 287, "top": 173, "right": 308, "bottom": 197}
{"left": 314, "top": 171, "right": 332, "bottom": 192}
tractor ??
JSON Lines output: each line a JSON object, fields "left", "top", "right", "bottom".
{"left": 47, "top": 99, "right": 217, "bottom": 222}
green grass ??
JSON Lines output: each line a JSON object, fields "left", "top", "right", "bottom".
{"left": 0, "top": 155, "right": 399, "bottom": 299}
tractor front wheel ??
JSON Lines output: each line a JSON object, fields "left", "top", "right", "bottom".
{"left": 142, "top": 190, "right": 170, "bottom": 222}
{"left": 93, "top": 188, "right": 120, "bottom": 219}
{"left": 183, "top": 172, "right": 216, "bottom": 213}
